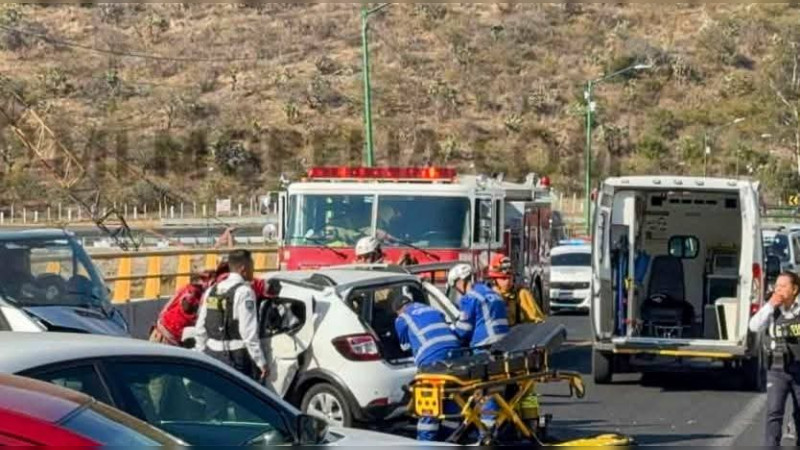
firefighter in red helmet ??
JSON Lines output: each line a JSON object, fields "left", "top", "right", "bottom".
{"left": 487, "top": 253, "right": 545, "bottom": 326}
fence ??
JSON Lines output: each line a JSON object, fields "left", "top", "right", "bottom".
{"left": 89, "top": 247, "right": 279, "bottom": 303}
{"left": 0, "top": 194, "right": 280, "bottom": 226}
{"left": 552, "top": 193, "right": 586, "bottom": 218}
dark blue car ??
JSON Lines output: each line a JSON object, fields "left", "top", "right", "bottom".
{"left": 0, "top": 229, "right": 129, "bottom": 336}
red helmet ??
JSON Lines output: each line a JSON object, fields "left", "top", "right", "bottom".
{"left": 487, "top": 253, "right": 512, "bottom": 279}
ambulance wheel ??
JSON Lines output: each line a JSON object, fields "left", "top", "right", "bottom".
{"left": 301, "top": 383, "right": 353, "bottom": 428}
{"left": 593, "top": 349, "right": 613, "bottom": 384}
{"left": 742, "top": 350, "right": 767, "bottom": 392}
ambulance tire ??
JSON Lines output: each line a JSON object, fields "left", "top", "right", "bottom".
{"left": 593, "top": 349, "right": 613, "bottom": 384}
{"left": 742, "top": 349, "right": 767, "bottom": 393}
{"left": 532, "top": 282, "right": 546, "bottom": 315}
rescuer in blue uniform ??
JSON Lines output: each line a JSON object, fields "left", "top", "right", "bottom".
{"left": 448, "top": 263, "right": 511, "bottom": 438}
{"left": 392, "top": 287, "right": 461, "bottom": 441}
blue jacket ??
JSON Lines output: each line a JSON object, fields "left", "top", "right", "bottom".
{"left": 395, "top": 303, "right": 460, "bottom": 367}
{"left": 453, "top": 282, "right": 510, "bottom": 348}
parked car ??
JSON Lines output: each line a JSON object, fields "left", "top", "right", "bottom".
{"left": 0, "top": 229, "right": 129, "bottom": 336}
{"left": 0, "top": 372, "right": 185, "bottom": 446}
{"left": 549, "top": 242, "right": 592, "bottom": 313}
{"left": 0, "top": 332, "right": 436, "bottom": 446}
{"left": 184, "top": 266, "right": 459, "bottom": 428}
{"left": 0, "top": 297, "right": 45, "bottom": 332}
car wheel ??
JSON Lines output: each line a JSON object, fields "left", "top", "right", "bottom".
{"left": 593, "top": 348, "right": 613, "bottom": 384}
{"left": 301, "top": 383, "right": 353, "bottom": 428}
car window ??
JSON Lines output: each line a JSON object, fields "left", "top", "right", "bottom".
{"left": 104, "top": 361, "right": 292, "bottom": 446}
{"left": 59, "top": 401, "right": 178, "bottom": 446}
{"left": 551, "top": 252, "right": 591, "bottom": 267}
{"left": 347, "top": 282, "right": 433, "bottom": 361}
{"left": 27, "top": 365, "right": 112, "bottom": 405}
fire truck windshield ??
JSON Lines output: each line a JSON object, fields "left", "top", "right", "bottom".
{"left": 286, "top": 193, "right": 471, "bottom": 250}
{"left": 377, "top": 196, "right": 470, "bottom": 249}
{"left": 286, "top": 194, "right": 374, "bottom": 247}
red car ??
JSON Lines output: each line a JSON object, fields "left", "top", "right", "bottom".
{"left": 0, "top": 373, "right": 184, "bottom": 446}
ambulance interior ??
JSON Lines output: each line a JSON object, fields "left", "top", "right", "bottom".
{"left": 608, "top": 189, "right": 745, "bottom": 343}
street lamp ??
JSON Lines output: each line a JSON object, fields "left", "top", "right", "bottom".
{"left": 703, "top": 117, "right": 745, "bottom": 177}
{"left": 361, "top": 3, "right": 391, "bottom": 168}
{"left": 583, "top": 63, "right": 652, "bottom": 234}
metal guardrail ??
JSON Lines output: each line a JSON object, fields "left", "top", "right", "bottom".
{"left": 87, "top": 247, "right": 278, "bottom": 303}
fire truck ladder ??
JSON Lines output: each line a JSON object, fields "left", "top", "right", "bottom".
{"left": 0, "top": 85, "right": 145, "bottom": 251}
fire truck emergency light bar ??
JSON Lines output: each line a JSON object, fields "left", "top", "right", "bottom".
{"left": 306, "top": 166, "right": 457, "bottom": 181}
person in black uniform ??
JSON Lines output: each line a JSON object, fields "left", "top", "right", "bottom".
{"left": 194, "top": 250, "right": 269, "bottom": 382}
{"left": 750, "top": 271, "right": 800, "bottom": 446}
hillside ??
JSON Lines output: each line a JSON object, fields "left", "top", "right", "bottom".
{"left": 1, "top": 3, "right": 800, "bottom": 208}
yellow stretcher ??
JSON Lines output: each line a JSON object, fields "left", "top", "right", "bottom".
{"left": 407, "top": 324, "right": 634, "bottom": 447}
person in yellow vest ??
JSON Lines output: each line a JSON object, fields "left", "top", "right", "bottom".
{"left": 487, "top": 253, "right": 546, "bottom": 325}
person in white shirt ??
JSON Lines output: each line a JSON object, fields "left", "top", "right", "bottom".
{"left": 195, "top": 250, "right": 269, "bottom": 382}
{"left": 749, "top": 271, "right": 800, "bottom": 446}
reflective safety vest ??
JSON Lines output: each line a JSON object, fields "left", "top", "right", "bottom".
{"left": 395, "top": 303, "right": 460, "bottom": 367}
{"left": 454, "top": 282, "right": 510, "bottom": 348}
{"left": 772, "top": 307, "right": 800, "bottom": 367}
{"left": 204, "top": 283, "right": 245, "bottom": 342}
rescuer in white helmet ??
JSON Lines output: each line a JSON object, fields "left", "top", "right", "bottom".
{"left": 355, "top": 236, "right": 385, "bottom": 264}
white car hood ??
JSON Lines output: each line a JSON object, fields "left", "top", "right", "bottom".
{"left": 550, "top": 266, "right": 591, "bottom": 283}
{"left": 326, "top": 427, "right": 454, "bottom": 446}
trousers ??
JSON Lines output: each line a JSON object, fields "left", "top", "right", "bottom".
{"left": 766, "top": 367, "right": 800, "bottom": 446}
{"left": 417, "top": 400, "right": 461, "bottom": 441}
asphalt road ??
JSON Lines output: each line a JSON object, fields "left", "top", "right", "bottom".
{"left": 543, "top": 312, "right": 777, "bottom": 446}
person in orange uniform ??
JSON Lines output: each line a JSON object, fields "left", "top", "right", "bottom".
{"left": 487, "top": 253, "right": 546, "bottom": 325}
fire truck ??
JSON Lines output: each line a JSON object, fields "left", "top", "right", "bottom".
{"left": 276, "top": 166, "right": 566, "bottom": 312}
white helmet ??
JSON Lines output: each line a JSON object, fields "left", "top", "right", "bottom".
{"left": 447, "top": 264, "right": 473, "bottom": 287}
{"left": 355, "top": 236, "right": 381, "bottom": 257}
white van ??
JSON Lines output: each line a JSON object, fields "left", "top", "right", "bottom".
{"left": 590, "top": 176, "right": 767, "bottom": 391}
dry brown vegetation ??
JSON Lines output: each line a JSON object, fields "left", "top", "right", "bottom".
{"left": 1, "top": 3, "right": 800, "bottom": 208}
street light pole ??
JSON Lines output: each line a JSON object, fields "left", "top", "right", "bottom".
{"left": 360, "top": 3, "right": 391, "bottom": 168}
{"left": 583, "top": 63, "right": 652, "bottom": 235}
{"left": 703, "top": 117, "right": 745, "bottom": 178}
{"left": 583, "top": 80, "right": 594, "bottom": 235}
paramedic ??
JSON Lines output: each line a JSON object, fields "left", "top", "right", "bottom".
{"left": 448, "top": 263, "right": 510, "bottom": 435}
{"left": 195, "top": 250, "right": 269, "bottom": 383}
{"left": 487, "top": 253, "right": 545, "bottom": 325}
{"left": 391, "top": 288, "right": 461, "bottom": 441}
{"left": 449, "top": 263, "right": 511, "bottom": 347}
{"left": 749, "top": 271, "right": 800, "bottom": 446}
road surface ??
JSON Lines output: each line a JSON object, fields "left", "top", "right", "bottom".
{"left": 544, "top": 313, "right": 777, "bottom": 446}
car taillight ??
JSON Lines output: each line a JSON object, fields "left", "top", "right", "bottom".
{"left": 367, "top": 398, "right": 389, "bottom": 407}
{"left": 332, "top": 334, "right": 382, "bottom": 362}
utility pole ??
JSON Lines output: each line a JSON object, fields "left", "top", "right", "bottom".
{"left": 703, "top": 117, "right": 746, "bottom": 178}
{"left": 583, "top": 63, "right": 652, "bottom": 235}
{"left": 360, "top": 3, "right": 391, "bottom": 168}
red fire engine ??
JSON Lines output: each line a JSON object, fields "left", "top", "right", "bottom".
{"left": 276, "top": 167, "right": 566, "bottom": 311}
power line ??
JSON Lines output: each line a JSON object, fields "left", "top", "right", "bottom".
{"left": 0, "top": 24, "right": 263, "bottom": 63}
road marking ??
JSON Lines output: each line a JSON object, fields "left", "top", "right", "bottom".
{"left": 708, "top": 394, "right": 766, "bottom": 446}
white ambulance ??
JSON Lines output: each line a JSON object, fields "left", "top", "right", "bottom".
{"left": 590, "top": 176, "right": 770, "bottom": 391}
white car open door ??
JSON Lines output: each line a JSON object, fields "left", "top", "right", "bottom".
{"left": 261, "top": 282, "right": 318, "bottom": 397}
{"left": 422, "top": 281, "right": 460, "bottom": 323}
